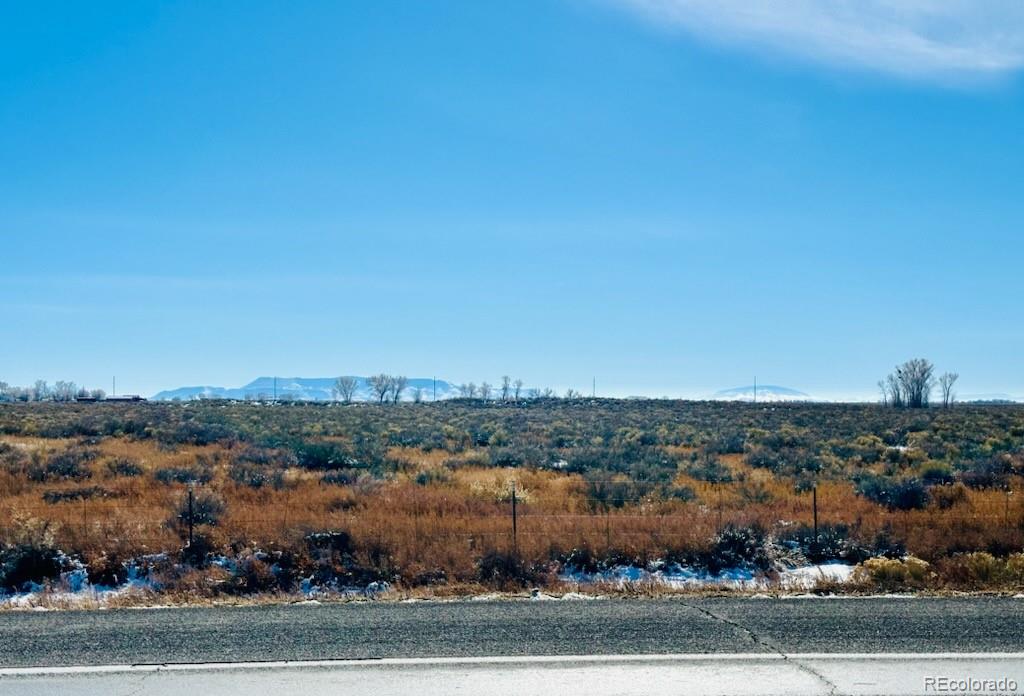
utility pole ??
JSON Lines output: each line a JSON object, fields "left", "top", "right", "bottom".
{"left": 753, "top": 376, "right": 756, "bottom": 404}
{"left": 433, "top": 376, "right": 437, "bottom": 402}
{"left": 112, "top": 376, "right": 116, "bottom": 397}
{"left": 592, "top": 376, "right": 596, "bottom": 398}
{"left": 273, "top": 376, "right": 277, "bottom": 403}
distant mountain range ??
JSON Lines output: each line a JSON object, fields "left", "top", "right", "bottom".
{"left": 711, "top": 385, "right": 814, "bottom": 402}
{"left": 152, "top": 377, "right": 459, "bottom": 402}
{"left": 958, "top": 393, "right": 1023, "bottom": 403}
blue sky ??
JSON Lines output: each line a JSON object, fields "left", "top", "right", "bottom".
{"left": 3, "top": 1, "right": 1024, "bottom": 400}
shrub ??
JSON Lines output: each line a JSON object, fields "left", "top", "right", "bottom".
{"left": 105, "top": 457, "right": 143, "bottom": 477}
{"left": 935, "top": 552, "right": 1019, "bottom": 589}
{"left": 179, "top": 533, "right": 217, "bottom": 568}
{"left": 778, "top": 523, "right": 872, "bottom": 564}
{"left": 853, "top": 556, "right": 931, "bottom": 591}
{"left": 155, "top": 465, "right": 213, "bottom": 485}
{"left": 229, "top": 463, "right": 284, "bottom": 489}
{"left": 27, "top": 447, "right": 97, "bottom": 482}
{"left": 929, "top": 482, "right": 968, "bottom": 510}
{"left": 0, "top": 544, "right": 64, "bottom": 592}
{"left": 227, "top": 552, "right": 280, "bottom": 594}
{"left": 687, "top": 453, "right": 733, "bottom": 484}
{"left": 963, "top": 552, "right": 1004, "bottom": 585}
{"left": 583, "top": 470, "right": 639, "bottom": 509}
{"left": 855, "top": 474, "right": 929, "bottom": 510}
{"left": 320, "top": 469, "right": 360, "bottom": 486}
{"left": 0, "top": 515, "right": 65, "bottom": 591}
{"left": 667, "top": 484, "right": 696, "bottom": 502}
{"left": 294, "top": 442, "right": 357, "bottom": 471}
{"left": 919, "top": 463, "right": 954, "bottom": 485}
{"left": 958, "top": 457, "right": 1011, "bottom": 490}
{"left": 414, "top": 468, "right": 451, "bottom": 486}
{"left": 476, "top": 550, "right": 537, "bottom": 589}
{"left": 86, "top": 553, "right": 128, "bottom": 587}
{"left": 42, "top": 486, "right": 112, "bottom": 503}
{"left": 175, "top": 491, "right": 226, "bottom": 528}
{"left": 410, "top": 568, "right": 447, "bottom": 587}
{"left": 1007, "top": 554, "right": 1024, "bottom": 583}
{"left": 706, "top": 526, "right": 770, "bottom": 573}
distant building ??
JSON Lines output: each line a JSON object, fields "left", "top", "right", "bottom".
{"left": 105, "top": 395, "right": 147, "bottom": 402}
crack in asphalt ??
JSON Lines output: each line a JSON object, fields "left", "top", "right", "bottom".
{"left": 117, "top": 665, "right": 160, "bottom": 696}
{"left": 679, "top": 601, "right": 841, "bottom": 696}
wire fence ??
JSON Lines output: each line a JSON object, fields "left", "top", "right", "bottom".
{"left": 2, "top": 482, "right": 1022, "bottom": 559}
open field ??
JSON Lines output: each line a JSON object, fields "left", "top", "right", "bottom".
{"left": 1, "top": 400, "right": 1023, "bottom": 600}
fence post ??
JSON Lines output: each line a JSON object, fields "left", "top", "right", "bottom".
{"left": 511, "top": 480, "right": 518, "bottom": 553}
{"left": 605, "top": 508, "right": 611, "bottom": 551}
{"left": 716, "top": 483, "right": 723, "bottom": 532}
{"left": 187, "top": 486, "right": 195, "bottom": 548}
{"left": 813, "top": 484, "right": 819, "bottom": 543}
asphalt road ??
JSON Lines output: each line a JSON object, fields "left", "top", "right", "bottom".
{"left": 2, "top": 597, "right": 1023, "bottom": 668}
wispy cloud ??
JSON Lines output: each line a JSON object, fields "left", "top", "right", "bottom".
{"left": 610, "top": 0, "right": 1024, "bottom": 81}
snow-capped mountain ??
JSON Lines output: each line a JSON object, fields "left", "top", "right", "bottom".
{"left": 711, "top": 385, "right": 813, "bottom": 402}
{"left": 152, "top": 377, "right": 459, "bottom": 402}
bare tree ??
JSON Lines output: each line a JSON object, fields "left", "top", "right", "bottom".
{"left": 479, "top": 382, "right": 492, "bottom": 401}
{"left": 938, "top": 372, "right": 959, "bottom": 408}
{"left": 877, "top": 380, "right": 889, "bottom": 406}
{"left": 32, "top": 380, "right": 50, "bottom": 402}
{"left": 90, "top": 389, "right": 106, "bottom": 400}
{"left": 564, "top": 388, "right": 581, "bottom": 400}
{"left": 539, "top": 387, "right": 554, "bottom": 399}
{"left": 53, "top": 381, "right": 77, "bottom": 402}
{"left": 412, "top": 387, "right": 424, "bottom": 403}
{"left": 368, "top": 374, "right": 391, "bottom": 403}
{"left": 467, "top": 382, "right": 478, "bottom": 399}
{"left": 897, "top": 358, "right": 935, "bottom": 408}
{"left": 333, "top": 376, "right": 359, "bottom": 403}
{"left": 390, "top": 375, "right": 408, "bottom": 403}
{"left": 500, "top": 376, "right": 511, "bottom": 402}
{"left": 882, "top": 358, "right": 934, "bottom": 408}
{"left": 458, "top": 383, "right": 471, "bottom": 398}
{"left": 885, "top": 373, "right": 903, "bottom": 407}
{"left": 513, "top": 379, "right": 523, "bottom": 401}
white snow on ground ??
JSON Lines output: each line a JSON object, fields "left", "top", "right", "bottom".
{"left": 559, "top": 561, "right": 853, "bottom": 590}
{"left": 0, "top": 555, "right": 165, "bottom": 610}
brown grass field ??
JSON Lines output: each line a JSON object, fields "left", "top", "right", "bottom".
{"left": 1, "top": 400, "right": 1023, "bottom": 599}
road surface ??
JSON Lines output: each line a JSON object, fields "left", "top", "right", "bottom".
{"left": 2, "top": 597, "right": 1022, "bottom": 695}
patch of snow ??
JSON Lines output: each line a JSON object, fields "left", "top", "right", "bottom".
{"left": 470, "top": 593, "right": 505, "bottom": 601}
{"left": 559, "top": 592, "right": 598, "bottom": 600}
{"left": 560, "top": 561, "right": 854, "bottom": 590}
{"left": 777, "top": 562, "right": 854, "bottom": 589}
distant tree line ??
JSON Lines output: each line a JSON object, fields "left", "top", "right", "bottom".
{"left": 0, "top": 380, "right": 106, "bottom": 403}
{"left": 327, "top": 374, "right": 590, "bottom": 405}
{"left": 878, "top": 358, "right": 958, "bottom": 408}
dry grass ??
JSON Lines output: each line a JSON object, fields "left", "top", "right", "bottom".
{"left": 3, "top": 434, "right": 1023, "bottom": 595}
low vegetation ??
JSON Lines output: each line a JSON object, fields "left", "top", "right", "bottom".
{"left": 1, "top": 399, "right": 1023, "bottom": 600}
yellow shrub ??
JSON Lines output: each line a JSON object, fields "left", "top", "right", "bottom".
{"left": 854, "top": 556, "right": 931, "bottom": 590}
{"left": 963, "top": 552, "right": 1004, "bottom": 585}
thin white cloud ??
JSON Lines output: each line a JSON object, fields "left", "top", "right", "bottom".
{"left": 611, "top": 0, "right": 1024, "bottom": 80}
